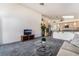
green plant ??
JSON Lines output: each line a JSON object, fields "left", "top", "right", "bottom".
{"left": 41, "top": 24, "right": 46, "bottom": 37}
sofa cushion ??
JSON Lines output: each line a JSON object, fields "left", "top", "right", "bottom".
{"left": 60, "top": 41, "right": 79, "bottom": 55}
{"left": 57, "top": 48, "right": 79, "bottom": 56}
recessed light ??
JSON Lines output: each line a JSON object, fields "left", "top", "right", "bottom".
{"left": 74, "top": 22, "right": 76, "bottom": 25}
{"left": 65, "top": 24, "right": 67, "bottom": 25}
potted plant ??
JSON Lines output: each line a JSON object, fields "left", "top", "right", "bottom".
{"left": 41, "top": 23, "right": 46, "bottom": 37}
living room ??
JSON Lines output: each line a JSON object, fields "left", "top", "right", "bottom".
{"left": 0, "top": 3, "right": 79, "bottom": 56}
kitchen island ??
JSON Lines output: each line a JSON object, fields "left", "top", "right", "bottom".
{"left": 53, "top": 31, "right": 79, "bottom": 41}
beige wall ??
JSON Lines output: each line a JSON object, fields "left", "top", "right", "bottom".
{"left": 0, "top": 4, "right": 42, "bottom": 44}
{"left": 0, "top": 19, "right": 2, "bottom": 44}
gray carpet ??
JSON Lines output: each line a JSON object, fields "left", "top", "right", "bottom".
{"left": 0, "top": 37, "right": 64, "bottom": 56}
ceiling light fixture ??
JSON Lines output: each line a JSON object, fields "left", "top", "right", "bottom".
{"left": 62, "top": 16, "right": 74, "bottom": 19}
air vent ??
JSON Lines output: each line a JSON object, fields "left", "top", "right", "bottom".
{"left": 40, "top": 3, "right": 44, "bottom": 6}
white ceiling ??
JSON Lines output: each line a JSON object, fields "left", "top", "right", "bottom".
{"left": 21, "top": 3, "right": 79, "bottom": 18}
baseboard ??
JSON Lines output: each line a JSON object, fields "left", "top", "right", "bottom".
{"left": 0, "top": 36, "right": 42, "bottom": 46}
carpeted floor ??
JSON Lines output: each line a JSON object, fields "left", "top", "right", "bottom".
{"left": 0, "top": 37, "right": 64, "bottom": 56}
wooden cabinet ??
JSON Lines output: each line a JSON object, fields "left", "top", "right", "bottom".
{"left": 21, "top": 35, "right": 35, "bottom": 41}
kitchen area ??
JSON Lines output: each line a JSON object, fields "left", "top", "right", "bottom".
{"left": 51, "top": 17, "right": 79, "bottom": 41}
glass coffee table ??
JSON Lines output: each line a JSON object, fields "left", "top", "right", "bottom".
{"left": 33, "top": 37, "right": 53, "bottom": 56}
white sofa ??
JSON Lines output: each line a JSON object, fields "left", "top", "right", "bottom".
{"left": 57, "top": 41, "right": 79, "bottom": 56}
